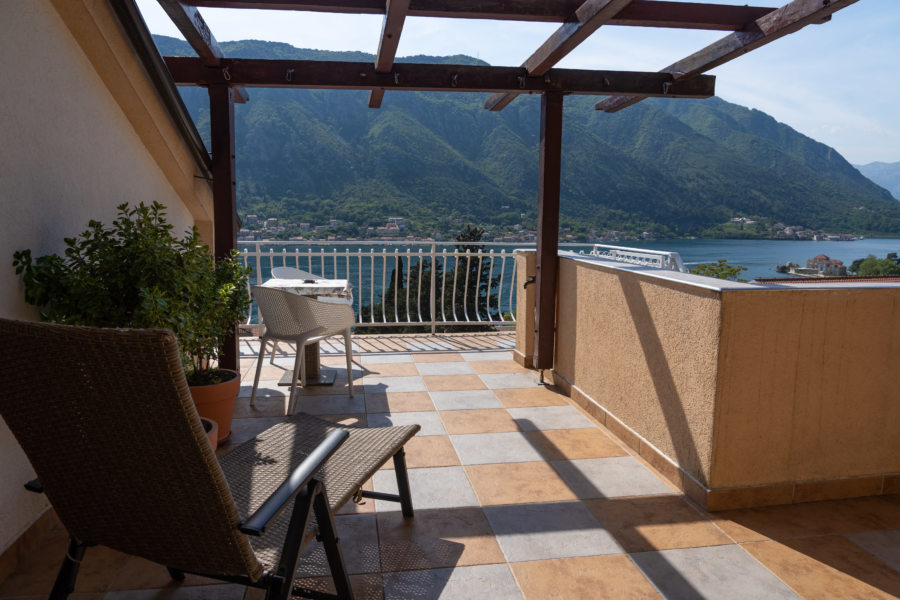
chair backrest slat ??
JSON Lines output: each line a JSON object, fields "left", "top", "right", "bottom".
{"left": 0, "top": 319, "right": 262, "bottom": 580}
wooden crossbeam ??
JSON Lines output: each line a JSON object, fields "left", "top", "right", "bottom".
{"left": 156, "top": 1, "right": 250, "bottom": 103}
{"left": 485, "top": 0, "right": 633, "bottom": 112}
{"left": 613, "top": 2, "right": 774, "bottom": 31}
{"left": 180, "top": 0, "right": 775, "bottom": 29}
{"left": 596, "top": 0, "right": 858, "bottom": 112}
{"left": 164, "top": 56, "right": 715, "bottom": 97}
{"left": 369, "top": 0, "right": 411, "bottom": 108}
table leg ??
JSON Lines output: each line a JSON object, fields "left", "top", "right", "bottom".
{"left": 277, "top": 341, "right": 336, "bottom": 386}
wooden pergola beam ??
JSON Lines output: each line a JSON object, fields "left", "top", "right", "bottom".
{"left": 596, "top": 0, "right": 858, "bottom": 112}
{"left": 180, "top": 0, "right": 775, "bottom": 29}
{"left": 156, "top": 0, "right": 250, "bottom": 103}
{"left": 165, "top": 57, "right": 716, "bottom": 97}
{"left": 613, "top": 2, "right": 774, "bottom": 31}
{"left": 369, "top": 0, "right": 411, "bottom": 108}
{"left": 534, "top": 91, "right": 564, "bottom": 370}
{"left": 208, "top": 84, "right": 239, "bottom": 369}
{"left": 485, "top": 0, "right": 633, "bottom": 112}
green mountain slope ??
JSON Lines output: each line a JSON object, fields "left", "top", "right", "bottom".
{"left": 154, "top": 36, "right": 900, "bottom": 238}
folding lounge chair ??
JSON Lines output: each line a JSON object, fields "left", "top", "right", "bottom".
{"left": 0, "top": 318, "right": 419, "bottom": 600}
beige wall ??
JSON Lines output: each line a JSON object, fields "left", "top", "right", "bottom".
{"left": 514, "top": 251, "right": 536, "bottom": 367}
{"left": 544, "top": 254, "right": 900, "bottom": 498}
{"left": 712, "top": 289, "right": 900, "bottom": 487}
{"left": 0, "top": 1, "right": 212, "bottom": 556}
{"left": 553, "top": 257, "right": 722, "bottom": 484}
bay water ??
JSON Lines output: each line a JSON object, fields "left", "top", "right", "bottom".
{"left": 613, "top": 238, "right": 899, "bottom": 281}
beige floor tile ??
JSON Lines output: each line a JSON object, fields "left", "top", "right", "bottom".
{"left": 377, "top": 507, "right": 505, "bottom": 571}
{"left": 252, "top": 364, "right": 292, "bottom": 381}
{"left": 337, "top": 479, "right": 375, "bottom": 515}
{"left": 715, "top": 496, "right": 900, "bottom": 543}
{"left": 365, "top": 392, "right": 434, "bottom": 413}
{"left": 439, "top": 409, "right": 520, "bottom": 434}
{"left": 511, "top": 556, "right": 661, "bottom": 600}
{"left": 70, "top": 545, "right": 129, "bottom": 593}
{"left": 0, "top": 525, "right": 69, "bottom": 596}
{"left": 292, "top": 573, "right": 382, "bottom": 600}
{"left": 412, "top": 353, "right": 464, "bottom": 363}
{"left": 359, "top": 362, "right": 420, "bottom": 377}
{"left": 107, "top": 556, "right": 218, "bottom": 590}
{"left": 320, "top": 356, "right": 361, "bottom": 367}
{"left": 493, "top": 387, "right": 568, "bottom": 408}
{"left": 525, "top": 429, "right": 627, "bottom": 461}
{"left": 293, "top": 379, "right": 355, "bottom": 397}
{"left": 743, "top": 536, "right": 900, "bottom": 599}
{"left": 379, "top": 435, "right": 461, "bottom": 470}
{"left": 584, "top": 495, "right": 733, "bottom": 552}
{"left": 468, "top": 361, "right": 531, "bottom": 374}
{"left": 465, "top": 462, "right": 578, "bottom": 505}
{"left": 423, "top": 375, "right": 487, "bottom": 392}
{"left": 233, "top": 395, "right": 289, "bottom": 418}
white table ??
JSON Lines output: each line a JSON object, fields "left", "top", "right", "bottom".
{"left": 261, "top": 278, "right": 353, "bottom": 386}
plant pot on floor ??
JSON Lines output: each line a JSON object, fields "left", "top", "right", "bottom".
{"left": 199, "top": 417, "right": 219, "bottom": 451}
{"left": 190, "top": 370, "right": 240, "bottom": 444}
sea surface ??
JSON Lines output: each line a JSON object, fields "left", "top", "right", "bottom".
{"left": 607, "top": 238, "right": 900, "bottom": 281}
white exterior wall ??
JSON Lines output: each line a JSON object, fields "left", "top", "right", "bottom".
{"left": 0, "top": 2, "right": 199, "bottom": 555}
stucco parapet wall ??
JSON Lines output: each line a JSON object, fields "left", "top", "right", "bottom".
{"left": 560, "top": 252, "right": 900, "bottom": 291}
{"left": 553, "top": 251, "right": 900, "bottom": 510}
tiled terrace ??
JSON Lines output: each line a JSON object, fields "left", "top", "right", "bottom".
{"left": 2, "top": 333, "right": 900, "bottom": 599}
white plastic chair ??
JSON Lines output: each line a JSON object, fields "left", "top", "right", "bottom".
{"left": 251, "top": 286, "right": 354, "bottom": 414}
{"left": 267, "top": 267, "right": 323, "bottom": 361}
{"left": 271, "top": 266, "right": 321, "bottom": 280}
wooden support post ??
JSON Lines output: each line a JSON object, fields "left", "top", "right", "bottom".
{"left": 534, "top": 91, "right": 563, "bottom": 370}
{"left": 208, "top": 84, "right": 239, "bottom": 371}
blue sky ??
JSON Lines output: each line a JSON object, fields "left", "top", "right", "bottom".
{"left": 137, "top": 0, "right": 898, "bottom": 165}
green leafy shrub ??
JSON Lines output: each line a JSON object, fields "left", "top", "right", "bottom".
{"left": 689, "top": 259, "right": 748, "bottom": 282}
{"left": 849, "top": 253, "right": 900, "bottom": 277}
{"left": 12, "top": 202, "right": 250, "bottom": 384}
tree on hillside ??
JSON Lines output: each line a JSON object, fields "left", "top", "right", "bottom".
{"left": 849, "top": 254, "right": 900, "bottom": 276}
{"left": 689, "top": 259, "right": 748, "bottom": 282}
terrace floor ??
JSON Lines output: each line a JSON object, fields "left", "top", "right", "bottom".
{"left": 2, "top": 333, "right": 900, "bottom": 599}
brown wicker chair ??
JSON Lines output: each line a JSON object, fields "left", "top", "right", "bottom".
{"left": 0, "top": 318, "right": 419, "bottom": 600}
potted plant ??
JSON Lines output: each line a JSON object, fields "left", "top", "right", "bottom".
{"left": 13, "top": 202, "right": 251, "bottom": 442}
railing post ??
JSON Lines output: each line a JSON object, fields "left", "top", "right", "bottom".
{"left": 430, "top": 243, "right": 437, "bottom": 334}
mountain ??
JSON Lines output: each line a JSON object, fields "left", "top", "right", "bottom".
{"left": 855, "top": 162, "right": 900, "bottom": 201}
{"left": 154, "top": 35, "right": 900, "bottom": 238}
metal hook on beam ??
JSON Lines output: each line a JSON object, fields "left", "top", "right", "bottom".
{"left": 222, "top": 66, "right": 231, "bottom": 81}
{"left": 285, "top": 68, "right": 294, "bottom": 83}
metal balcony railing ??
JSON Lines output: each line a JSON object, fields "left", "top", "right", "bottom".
{"left": 587, "top": 243, "right": 686, "bottom": 272}
{"left": 238, "top": 241, "right": 686, "bottom": 331}
{"left": 239, "top": 241, "right": 520, "bottom": 332}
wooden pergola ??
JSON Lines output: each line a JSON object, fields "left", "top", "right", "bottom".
{"left": 123, "top": 0, "right": 859, "bottom": 371}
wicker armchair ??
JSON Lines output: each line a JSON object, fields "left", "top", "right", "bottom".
{"left": 0, "top": 318, "right": 419, "bottom": 600}
{"left": 251, "top": 286, "right": 355, "bottom": 414}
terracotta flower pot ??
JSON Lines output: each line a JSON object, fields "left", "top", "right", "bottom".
{"left": 189, "top": 370, "right": 240, "bottom": 444}
{"left": 199, "top": 417, "right": 219, "bottom": 451}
